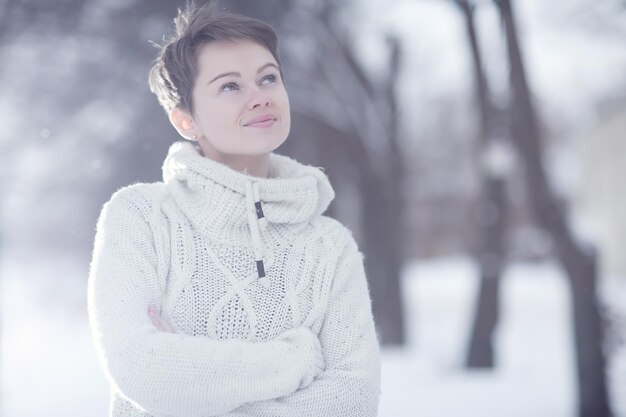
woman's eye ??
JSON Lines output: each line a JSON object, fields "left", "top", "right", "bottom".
{"left": 260, "top": 74, "right": 277, "bottom": 85}
{"left": 219, "top": 82, "right": 239, "bottom": 93}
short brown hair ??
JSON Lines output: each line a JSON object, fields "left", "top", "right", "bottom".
{"left": 148, "top": 1, "right": 282, "bottom": 114}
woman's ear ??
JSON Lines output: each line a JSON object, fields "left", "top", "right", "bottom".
{"left": 169, "top": 107, "right": 199, "bottom": 141}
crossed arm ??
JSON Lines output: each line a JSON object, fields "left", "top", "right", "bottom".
{"left": 148, "top": 238, "right": 382, "bottom": 417}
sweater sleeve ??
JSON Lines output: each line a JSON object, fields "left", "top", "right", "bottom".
{"left": 87, "top": 188, "right": 323, "bottom": 417}
{"left": 225, "top": 233, "right": 382, "bottom": 417}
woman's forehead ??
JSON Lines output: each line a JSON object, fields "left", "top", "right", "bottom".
{"left": 196, "top": 39, "right": 277, "bottom": 73}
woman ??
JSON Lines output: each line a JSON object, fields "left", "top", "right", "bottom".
{"left": 87, "top": 2, "right": 381, "bottom": 416}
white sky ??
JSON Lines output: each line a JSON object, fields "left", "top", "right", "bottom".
{"left": 350, "top": 0, "right": 626, "bottom": 135}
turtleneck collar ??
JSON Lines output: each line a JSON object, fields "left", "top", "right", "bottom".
{"left": 162, "top": 141, "right": 335, "bottom": 282}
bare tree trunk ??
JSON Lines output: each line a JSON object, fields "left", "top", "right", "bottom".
{"left": 360, "top": 166, "right": 406, "bottom": 345}
{"left": 376, "top": 35, "right": 407, "bottom": 345}
{"left": 467, "top": 177, "right": 507, "bottom": 367}
{"left": 0, "top": 170, "right": 4, "bottom": 417}
{"left": 455, "top": 0, "right": 509, "bottom": 367}
{"left": 497, "top": 0, "right": 611, "bottom": 415}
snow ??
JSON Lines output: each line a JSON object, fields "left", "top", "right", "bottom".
{"left": 1, "top": 254, "right": 624, "bottom": 416}
{"left": 379, "top": 258, "right": 577, "bottom": 417}
{"left": 0, "top": 254, "right": 110, "bottom": 416}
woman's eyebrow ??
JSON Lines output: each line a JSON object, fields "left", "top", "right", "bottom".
{"left": 208, "top": 63, "right": 279, "bottom": 85}
{"left": 208, "top": 71, "right": 239, "bottom": 84}
{"left": 256, "top": 63, "right": 279, "bottom": 74}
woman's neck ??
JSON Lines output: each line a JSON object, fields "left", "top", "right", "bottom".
{"left": 198, "top": 140, "right": 270, "bottom": 178}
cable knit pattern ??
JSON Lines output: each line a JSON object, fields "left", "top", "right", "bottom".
{"left": 87, "top": 142, "right": 381, "bottom": 417}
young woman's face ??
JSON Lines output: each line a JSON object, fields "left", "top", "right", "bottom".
{"left": 190, "top": 39, "right": 290, "bottom": 159}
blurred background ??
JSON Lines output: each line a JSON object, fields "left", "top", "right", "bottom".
{"left": 1, "top": 0, "right": 625, "bottom": 416}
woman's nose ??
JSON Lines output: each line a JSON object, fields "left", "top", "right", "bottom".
{"left": 248, "top": 89, "right": 271, "bottom": 110}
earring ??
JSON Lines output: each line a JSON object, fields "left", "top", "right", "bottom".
{"left": 192, "top": 134, "right": 198, "bottom": 140}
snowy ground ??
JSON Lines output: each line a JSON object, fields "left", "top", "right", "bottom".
{"left": 1, "top": 254, "right": 624, "bottom": 417}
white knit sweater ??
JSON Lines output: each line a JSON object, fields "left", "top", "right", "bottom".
{"left": 87, "top": 142, "right": 381, "bottom": 417}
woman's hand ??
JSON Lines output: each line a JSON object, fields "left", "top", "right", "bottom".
{"left": 276, "top": 327, "right": 326, "bottom": 389}
{"left": 148, "top": 306, "right": 176, "bottom": 333}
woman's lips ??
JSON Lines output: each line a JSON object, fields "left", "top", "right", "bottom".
{"left": 244, "top": 114, "right": 277, "bottom": 128}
